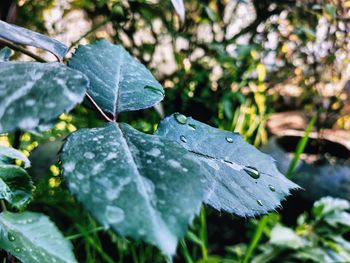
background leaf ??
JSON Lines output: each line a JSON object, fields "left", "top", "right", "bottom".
{"left": 0, "top": 145, "right": 30, "bottom": 168}
{"left": 155, "top": 114, "right": 299, "bottom": 216}
{"left": 68, "top": 40, "right": 164, "bottom": 116}
{"left": 0, "top": 47, "right": 12, "bottom": 62}
{"left": 61, "top": 122, "right": 203, "bottom": 256}
{"left": 0, "top": 20, "right": 67, "bottom": 61}
{"left": 0, "top": 62, "right": 88, "bottom": 133}
{"left": 0, "top": 211, "right": 77, "bottom": 263}
{"left": 171, "top": 0, "right": 185, "bottom": 23}
{"left": 0, "top": 164, "right": 33, "bottom": 210}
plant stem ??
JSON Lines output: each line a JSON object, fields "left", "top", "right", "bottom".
{"left": 180, "top": 239, "right": 194, "bottom": 263}
{"left": 242, "top": 215, "right": 268, "bottom": 263}
{"left": 1, "top": 200, "right": 7, "bottom": 212}
{"left": 0, "top": 38, "right": 48, "bottom": 63}
{"left": 85, "top": 92, "right": 113, "bottom": 122}
{"left": 199, "top": 206, "right": 208, "bottom": 260}
{"left": 286, "top": 114, "right": 317, "bottom": 178}
{"left": 65, "top": 226, "right": 104, "bottom": 240}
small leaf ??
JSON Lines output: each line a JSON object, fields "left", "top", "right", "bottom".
{"left": 270, "top": 224, "right": 306, "bottom": 249}
{"left": 0, "top": 164, "right": 34, "bottom": 209}
{"left": 313, "top": 197, "right": 350, "bottom": 218}
{"left": 0, "top": 62, "right": 88, "bottom": 133}
{"left": 61, "top": 122, "right": 203, "bottom": 256}
{"left": 0, "top": 47, "right": 12, "bottom": 62}
{"left": 0, "top": 20, "right": 68, "bottom": 61}
{"left": 0, "top": 211, "right": 77, "bottom": 263}
{"left": 0, "top": 145, "right": 30, "bottom": 168}
{"left": 171, "top": 0, "right": 185, "bottom": 23}
{"left": 68, "top": 40, "right": 164, "bottom": 116}
{"left": 155, "top": 114, "right": 299, "bottom": 216}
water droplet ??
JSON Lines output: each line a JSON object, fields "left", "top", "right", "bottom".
{"left": 174, "top": 113, "right": 187, "bottom": 124}
{"left": 14, "top": 248, "right": 21, "bottom": 253}
{"left": 269, "top": 185, "right": 276, "bottom": 192}
{"left": 243, "top": 166, "right": 260, "bottom": 179}
{"left": 105, "top": 206, "right": 125, "bottom": 224}
{"left": 257, "top": 200, "right": 263, "bottom": 206}
{"left": 8, "top": 233, "right": 15, "bottom": 242}
{"left": 180, "top": 135, "right": 187, "bottom": 143}
{"left": 188, "top": 124, "right": 196, "bottom": 130}
{"left": 226, "top": 137, "right": 233, "bottom": 143}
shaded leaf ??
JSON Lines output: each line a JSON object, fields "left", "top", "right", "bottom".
{"left": 155, "top": 114, "right": 299, "bottom": 216}
{"left": 0, "top": 20, "right": 67, "bottom": 61}
{"left": 0, "top": 47, "right": 12, "bottom": 62}
{"left": 0, "top": 62, "right": 88, "bottom": 133}
{"left": 0, "top": 165, "right": 33, "bottom": 209}
{"left": 0, "top": 145, "right": 30, "bottom": 168}
{"left": 61, "top": 122, "right": 203, "bottom": 256}
{"left": 68, "top": 40, "right": 164, "bottom": 116}
{"left": 0, "top": 211, "right": 77, "bottom": 263}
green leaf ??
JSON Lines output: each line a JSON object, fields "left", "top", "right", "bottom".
{"left": 155, "top": 114, "right": 299, "bottom": 216}
{"left": 0, "top": 47, "right": 12, "bottom": 62}
{"left": 61, "top": 123, "right": 203, "bottom": 256}
{"left": 0, "top": 211, "right": 77, "bottom": 263}
{"left": 0, "top": 20, "right": 68, "bottom": 61}
{"left": 68, "top": 40, "right": 164, "bottom": 116}
{"left": 270, "top": 224, "right": 306, "bottom": 249}
{"left": 0, "top": 62, "right": 88, "bottom": 133}
{"left": 313, "top": 197, "right": 350, "bottom": 218}
{"left": 0, "top": 165, "right": 34, "bottom": 209}
{"left": 0, "top": 145, "right": 30, "bottom": 168}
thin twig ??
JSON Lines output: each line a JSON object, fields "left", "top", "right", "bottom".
{"left": 0, "top": 38, "right": 48, "bottom": 63}
{"left": 1, "top": 200, "right": 7, "bottom": 212}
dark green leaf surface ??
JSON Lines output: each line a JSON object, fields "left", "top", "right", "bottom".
{"left": 0, "top": 47, "right": 12, "bottom": 62}
{"left": 61, "top": 122, "right": 203, "bottom": 256}
{"left": 0, "top": 145, "right": 30, "bottom": 168}
{"left": 0, "top": 211, "right": 77, "bottom": 263}
{"left": 155, "top": 114, "right": 299, "bottom": 216}
{"left": 0, "top": 165, "right": 33, "bottom": 209}
{"left": 0, "top": 20, "right": 67, "bottom": 61}
{"left": 68, "top": 40, "right": 164, "bottom": 116}
{"left": 0, "top": 62, "right": 88, "bottom": 133}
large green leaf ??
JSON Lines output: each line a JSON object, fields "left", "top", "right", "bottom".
{"left": 0, "top": 211, "right": 77, "bottom": 263}
{"left": 0, "top": 47, "right": 12, "bottom": 62}
{"left": 68, "top": 40, "right": 164, "bottom": 116}
{"left": 0, "top": 165, "right": 33, "bottom": 209}
{"left": 0, "top": 145, "right": 30, "bottom": 168}
{"left": 0, "top": 20, "right": 67, "bottom": 61}
{"left": 155, "top": 114, "right": 299, "bottom": 216}
{"left": 0, "top": 62, "right": 88, "bottom": 133}
{"left": 61, "top": 122, "right": 203, "bottom": 255}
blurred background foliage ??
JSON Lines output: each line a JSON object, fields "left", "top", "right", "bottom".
{"left": 1, "top": 0, "right": 350, "bottom": 262}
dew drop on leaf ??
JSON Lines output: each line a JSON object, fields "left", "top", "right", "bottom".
{"left": 105, "top": 205, "right": 125, "bottom": 224}
{"left": 188, "top": 124, "right": 196, "bottom": 130}
{"left": 14, "top": 248, "right": 21, "bottom": 253}
{"left": 8, "top": 232, "right": 15, "bottom": 242}
{"left": 83, "top": 152, "right": 95, "bottom": 159}
{"left": 243, "top": 166, "right": 260, "bottom": 179}
{"left": 174, "top": 113, "right": 187, "bottom": 124}
{"left": 257, "top": 200, "right": 263, "bottom": 206}
{"left": 225, "top": 137, "right": 233, "bottom": 143}
{"left": 180, "top": 135, "right": 187, "bottom": 143}
{"left": 269, "top": 185, "right": 276, "bottom": 192}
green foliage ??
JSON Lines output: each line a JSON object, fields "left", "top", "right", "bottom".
{"left": 252, "top": 197, "right": 350, "bottom": 263}
{"left": 0, "top": 212, "right": 77, "bottom": 263}
{"left": 156, "top": 114, "right": 298, "bottom": 216}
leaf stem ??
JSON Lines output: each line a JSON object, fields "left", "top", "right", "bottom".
{"left": 199, "top": 207, "right": 208, "bottom": 260}
{"left": 65, "top": 226, "right": 104, "bottom": 240}
{"left": 0, "top": 38, "right": 48, "bottom": 63}
{"left": 85, "top": 92, "right": 113, "bottom": 122}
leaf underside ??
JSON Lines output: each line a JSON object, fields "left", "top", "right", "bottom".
{"left": 68, "top": 40, "right": 164, "bottom": 116}
{"left": 61, "top": 122, "right": 203, "bottom": 256}
{"left": 155, "top": 114, "right": 300, "bottom": 217}
{"left": 0, "top": 20, "right": 67, "bottom": 61}
{"left": 0, "top": 211, "right": 77, "bottom": 263}
{"left": 0, "top": 62, "right": 88, "bottom": 133}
